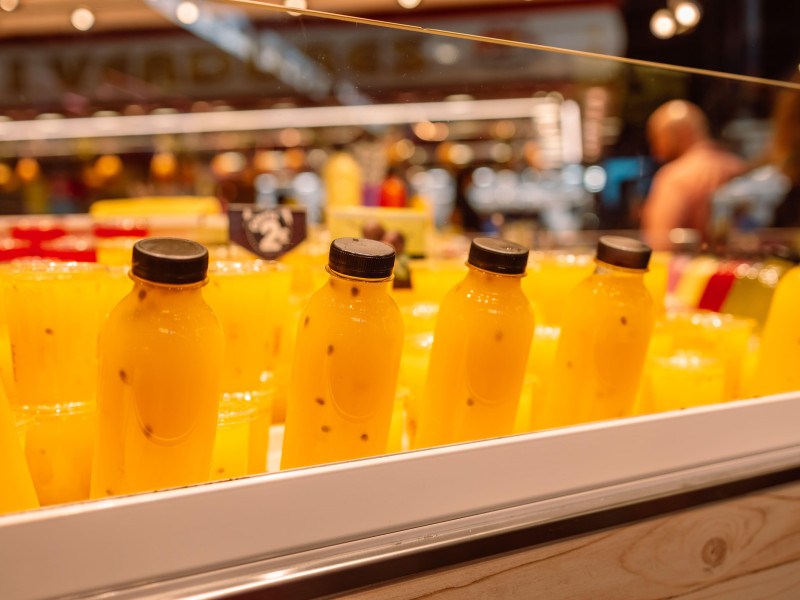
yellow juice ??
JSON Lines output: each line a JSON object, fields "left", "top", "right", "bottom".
{"left": 281, "top": 238, "right": 403, "bottom": 469}
{"left": 512, "top": 374, "right": 537, "bottom": 434}
{"left": 408, "top": 258, "right": 469, "bottom": 304}
{"left": 526, "top": 326, "right": 560, "bottom": 429}
{"left": 415, "top": 239, "right": 533, "bottom": 448}
{"left": 754, "top": 265, "right": 800, "bottom": 395}
{"left": 674, "top": 256, "right": 719, "bottom": 308}
{"left": 398, "top": 332, "right": 434, "bottom": 447}
{"left": 204, "top": 261, "right": 292, "bottom": 391}
{"left": 541, "top": 237, "right": 654, "bottom": 428}
{"left": 1, "top": 262, "right": 106, "bottom": 411}
{"left": 24, "top": 405, "right": 95, "bottom": 506}
{"left": 523, "top": 251, "right": 594, "bottom": 326}
{"left": 246, "top": 387, "right": 274, "bottom": 474}
{"left": 92, "top": 239, "right": 224, "bottom": 497}
{"left": 644, "top": 252, "right": 670, "bottom": 314}
{"left": 271, "top": 297, "right": 305, "bottom": 424}
{"left": 386, "top": 387, "right": 410, "bottom": 454}
{"left": 641, "top": 352, "right": 726, "bottom": 414}
{"left": 211, "top": 399, "right": 258, "bottom": 481}
{"left": 0, "top": 385, "right": 38, "bottom": 514}
{"left": 662, "top": 310, "right": 755, "bottom": 401}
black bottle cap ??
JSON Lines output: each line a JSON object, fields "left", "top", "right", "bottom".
{"left": 596, "top": 236, "right": 652, "bottom": 270}
{"left": 467, "top": 237, "right": 529, "bottom": 275}
{"left": 328, "top": 237, "right": 395, "bottom": 279}
{"left": 132, "top": 238, "right": 209, "bottom": 285}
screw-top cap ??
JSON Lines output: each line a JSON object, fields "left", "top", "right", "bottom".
{"left": 596, "top": 236, "right": 652, "bottom": 270}
{"left": 467, "top": 237, "right": 529, "bottom": 275}
{"left": 328, "top": 237, "right": 395, "bottom": 279}
{"left": 132, "top": 237, "right": 209, "bottom": 285}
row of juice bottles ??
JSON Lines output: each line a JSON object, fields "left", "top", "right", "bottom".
{"left": 3, "top": 231, "right": 799, "bottom": 515}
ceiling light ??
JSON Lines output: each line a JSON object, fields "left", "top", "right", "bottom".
{"left": 70, "top": 7, "right": 96, "bottom": 32}
{"left": 283, "top": 0, "right": 307, "bottom": 15}
{"left": 176, "top": 1, "right": 200, "bottom": 25}
{"left": 674, "top": 1, "right": 701, "bottom": 27}
{"left": 650, "top": 9, "right": 676, "bottom": 40}
{"left": 398, "top": 0, "right": 422, "bottom": 8}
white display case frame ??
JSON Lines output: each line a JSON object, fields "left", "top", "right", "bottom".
{"left": 2, "top": 392, "right": 800, "bottom": 599}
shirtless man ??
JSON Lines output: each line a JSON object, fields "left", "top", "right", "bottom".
{"left": 642, "top": 100, "right": 746, "bottom": 250}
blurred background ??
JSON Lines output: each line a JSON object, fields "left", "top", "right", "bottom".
{"left": 0, "top": 0, "right": 798, "bottom": 246}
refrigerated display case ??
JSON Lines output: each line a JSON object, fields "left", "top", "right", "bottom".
{"left": 2, "top": 3, "right": 800, "bottom": 599}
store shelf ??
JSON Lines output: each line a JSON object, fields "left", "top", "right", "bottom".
{"left": 2, "top": 392, "right": 800, "bottom": 599}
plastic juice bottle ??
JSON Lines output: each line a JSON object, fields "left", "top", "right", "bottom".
{"left": 754, "top": 264, "right": 800, "bottom": 396}
{"left": 378, "top": 170, "right": 407, "bottom": 208}
{"left": 540, "top": 236, "right": 654, "bottom": 428}
{"left": 674, "top": 256, "right": 719, "bottom": 308}
{"left": 698, "top": 260, "right": 741, "bottom": 312}
{"left": 415, "top": 238, "right": 534, "bottom": 448}
{"left": 281, "top": 238, "right": 403, "bottom": 469}
{"left": 323, "top": 148, "right": 363, "bottom": 208}
{"left": 0, "top": 384, "right": 38, "bottom": 514}
{"left": 721, "top": 258, "right": 792, "bottom": 328}
{"left": 91, "top": 238, "right": 224, "bottom": 498}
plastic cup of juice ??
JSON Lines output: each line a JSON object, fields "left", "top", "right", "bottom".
{"left": 211, "top": 397, "right": 259, "bottom": 482}
{"left": 0, "top": 261, "right": 107, "bottom": 411}
{"left": 523, "top": 251, "right": 594, "bottom": 326}
{"left": 23, "top": 403, "right": 95, "bottom": 506}
{"left": 398, "top": 332, "right": 434, "bottom": 448}
{"left": 386, "top": 387, "right": 410, "bottom": 454}
{"left": 205, "top": 260, "right": 292, "bottom": 388}
{"left": 642, "top": 351, "right": 726, "bottom": 413}
{"left": 526, "top": 326, "right": 560, "bottom": 430}
{"left": 665, "top": 310, "right": 755, "bottom": 401}
{"left": 408, "top": 258, "right": 468, "bottom": 304}
{"left": 512, "top": 374, "right": 537, "bottom": 435}
{"left": 1, "top": 388, "right": 38, "bottom": 514}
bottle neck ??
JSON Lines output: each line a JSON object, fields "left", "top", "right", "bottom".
{"left": 465, "top": 263, "right": 525, "bottom": 290}
{"left": 131, "top": 273, "right": 208, "bottom": 293}
{"left": 326, "top": 268, "right": 392, "bottom": 297}
{"left": 592, "top": 260, "right": 647, "bottom": 278}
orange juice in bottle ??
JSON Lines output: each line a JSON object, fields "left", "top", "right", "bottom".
{"left": 754, "top": 265, "right": 800, "bottom": 395}
{"left": 0, "top": 384, "right": 38, "bottom": 514}
{"left": 281, "top": 238, "right": 403, "bottom": 469}
{"left": 415, "top": 238, "right": 533, "bottom": 448}
{"left": 92, "top": 238, "right": 224, "bottom": 497}
{"left": 539, "top": 236, "right": 654, "bottom": 428}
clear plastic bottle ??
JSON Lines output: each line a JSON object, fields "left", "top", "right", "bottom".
{"left": 323, "top": 147, "right": 363, "bottom": 208}
{"left": 754, "top": 264, "right": 800, "bottom": 395}
{"left": 91, "top": 238, "right": 224, "bottom": 497}
{"left": 415, "top": 238, "right": 534, "bottom": 448}
{"left": 281, "top": 238, "right": 403, "bottom": 469}
{"left": 539, "top": 236, "right": 654, "bottom": 428}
